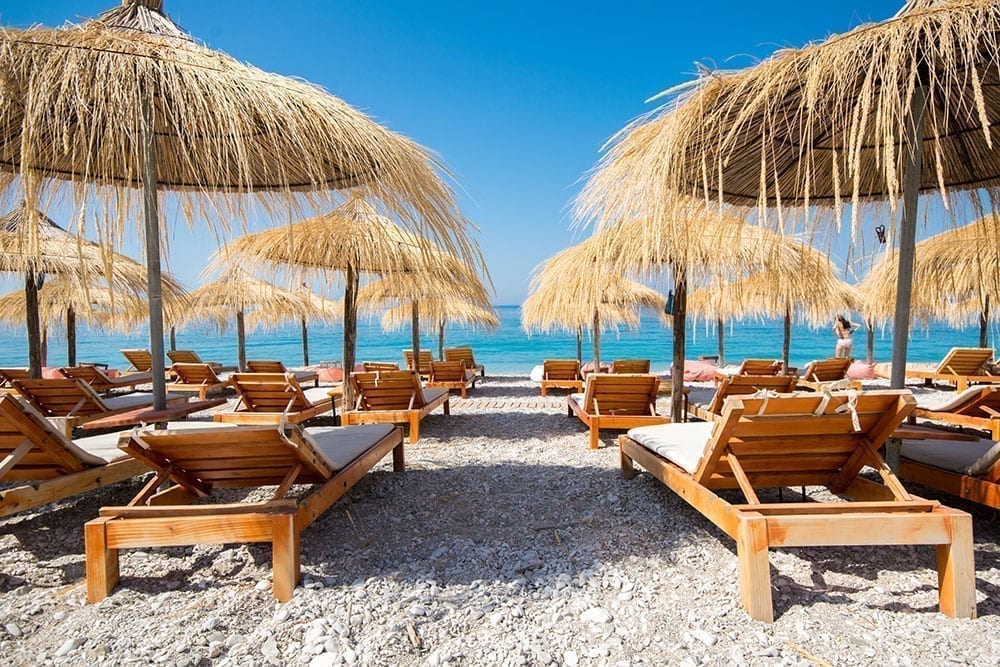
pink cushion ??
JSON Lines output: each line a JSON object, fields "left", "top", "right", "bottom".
{"left": 873, "top": 362, "right": 893, "bottom": 379}
{"left": 317, "top": 366, "right": 344, "bottom": 383}
{"left": 581, "top": 361, "right": 610, "bottom": 377}
{"left": 673, "top": 360, "right": 718, "bottom": 382}
{"left": 847, "top": 361, "right": 876, "bottom": 380}
{"left": 41, "top": 367, "right": 65, "bottom": 379}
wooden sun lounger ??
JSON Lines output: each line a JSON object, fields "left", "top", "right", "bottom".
{"left": 167, "top": 349, "right": 236, "bottom": 373}
{"left": 540, "top": 359, "right": 583, "bottom": 396}
{"left": 120, "top": 349, "right": 168, "bottom": 375}
{"left": 247, "top": 360, "right": 319, "bottom": 386}
{"left": 343, "top": 370, "right": 449, "bottom": 443}
{"left": 362, "top": 361, "right": 400, "bottom": 372}
{"left": 900, "top": 435, "right": 1000, "bottom": 510}
{"left": 214, "top": 373, "right": 338, "bottom": 425}
{"left": 166, "top": 363, "right": 233, "bottom": 400}
{"left": 0, "top": 367, "right": 29, "bottom": 388}
{"left": 905, "top": 347, "right": 998, "bottom": 392}
{"left": 85, "top": 422, "right": 405, "bottom": 602}
{"left": 619, "top": 389, "right": 976, "bottom": 622}
{"left": 688, "top": 374, "right": 797, "bottom": 422}
{"left": 402, "top": 349, "right": 434, "bottom": 376}
{"left": 0, "top": 394, "right": 148, "bottom": 517}
{"left": 610, "top": 359, "right": 651, "bottom": 374}
{"left": 60, "top": 365, "right": 153, "bottom": 394}
{"left": 426, "top": 360, "right": 477, "bottom": 398}
{"left": 11, "top": 377, "right": 191, "bottom": 436}
{"left": 444, "top": 346, "right": 485, "bottom": 377}
{"left": 908, "top": 385, "right": 1000, "bottom": 440}
{"left": 795, "top": 357, "right": 860, "bottom": 391}
{"left": 567, "top": 373, "right": 668, "bottom": 449}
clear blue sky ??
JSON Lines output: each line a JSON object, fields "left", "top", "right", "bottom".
{"left": 0, "top": 1, "right": 908, "bottom": 304}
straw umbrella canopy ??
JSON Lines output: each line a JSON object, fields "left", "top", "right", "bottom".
{"left": 247, "top": 290, "right": 342, "bottom": 367}
{"left": 217, "top": 195, "right": 486, "bottom": 401}
{"left": 579, "top": 0, "right": 1000, "bottom": 389}
{"left": 178, "top": 268, "right": 322, "bottom": 371}
{"left": 0, "top": 205, "right": 168, "bottom": 375}
{"left": 374, "top": 298, "right": 499, "bottom": 361}
{"left": 0, "top": 0, "right": 475, "bottom": 408}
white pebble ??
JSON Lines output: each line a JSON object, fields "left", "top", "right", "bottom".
{"left": 691, "top": 629, "right": 717, "bottom": 647}
{"left": 54, "top": 637, "right": 84, "bottom": 657}
{"left": 563, "top": 649, "right": 579, "bottom": 666}
{"left": 580, "top": 608, "right": 613, "bottom": 624}
{"left": 5, "top": 623, "right": 22, "bottom": 637}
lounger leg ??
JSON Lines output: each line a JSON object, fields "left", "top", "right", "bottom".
{"left": 540, "top": 385, "right": 548, "bottom": 397}
{"left": 589, "top": 424, "right": 600, "bottom": 450}
{"left": 736, "top": 514, "right": 773, "bottom": 622}
{"left": 620, "top": 440, "right": 635, "bottom": 480}
{"left": 85, "top": 518, "right": 119, "bottom": 603}
{"left": 272, "top": 512, "right": 300, "bottom": 603}
{"left": 409, "top": 415, "right": 420, "bottom": 443}
{"left": 936, "top": 511, "right": 977, "bottom": 619}
{"left": 443, "top": 398, "right": 450, "bottom": 416}
{"left": 392, "top": 443, "right": 405, "bottom": 472}
{"left": 957, "top": 379, "right": 968, "bottom": 393}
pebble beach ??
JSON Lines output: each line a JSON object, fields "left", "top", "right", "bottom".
{"left": 2, "top": 374, "right": 1000, "bottom": 666}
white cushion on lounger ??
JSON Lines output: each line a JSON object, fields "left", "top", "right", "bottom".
{"left": 901, "top": 437, "right": 1000, "bottom": 476}
{"left": 423, "top": 388, "right": 449, "bottom": 404}
{"left": 101, "top": 391, "right": 186, "bottom": 410}
{"left": 303, "top": 386, "right": 335, "bottom": 405}
{"left": 529, "top": 365, "right": 544, "bottom": 383}
{"left": 303, "top": 424, "right": 397, "bottom": 471}
{"left": 569, "top": 393, "right": 584, "bottom": 406}
{"left": 627, "top": 422, "right": 716, "bottom": 475}
{"left": 289, "top": 370, "right": 317, "bottom": 382}
{"left": 915, "top": 385, "right": 1000, "bottom": 412}
{"left": 75, "top": 421, "right": 237, "bottom": 464}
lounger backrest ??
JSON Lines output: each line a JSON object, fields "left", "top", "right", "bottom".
{"left": 695, "top": 390, "right": 915, "bottom": 489}
{"left": 611, "top": 359, "right": 651, "bottom": 374}
{"left": 351, "top": 371, "right": 425, "bottom": 410}
{"left": 429, "top": 360, "right": 468, "bottom": 383}
{"left": 11, "top": 377, "right": 108, "bottom": 417}
{"left": 736, "top": 359, "right": 783, "bottom": 375}
{"left": 246, "top": 360, "right": 288, "bottom": 373}
{"left": 167, "top": 350, "right": 204, "bottom": 365}
{"left": 172, "top": 363, "right": 224, "bottom": 386}
{"left": 120, "top": 424, "right": 333, "bottom": 489}
{"left": 230, "top": 373, "right": 311, "bottom": 412}
{"left": 121, "top": 349, "right": 154, "bottom": 372}
{"left": 936, "top": 347, "right": 994, "bottom": 375}
{"left": 802, "top": 357, "right": 852, "bottom": 382}
{"left": 444, "top": 347, "right": 476, "bottom": 366}
{"left": 362, "top": 361, "right": 400, "bottom": 372}
{"left": 60, "top": 365, "right": 114, "bottom": 389}
{"left": 583, "top": 373, "right": 659, "bottom": 415}
{"left": 707, "top": 374, "right": 798, "bottom": 415}
{"left": 0, "top": 394, "right": 100, "bottom": 476}
{"left": 0, "top": 368, "right": 30, "bottom": 387}
{"left": 402, "top": 350, "right": 434, "bottom": 374}
{"left": 543, "top": 360, "right": 580, "bottom": 381}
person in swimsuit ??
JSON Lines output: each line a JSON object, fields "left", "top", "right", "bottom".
{"left": 834, "top": 314, "right": 855, "bottom": 358}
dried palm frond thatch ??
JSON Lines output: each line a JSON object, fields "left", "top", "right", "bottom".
{"left": 247, "top": 290, "right": 342, "bottom": 366}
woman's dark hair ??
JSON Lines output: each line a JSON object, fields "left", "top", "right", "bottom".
{"left": 837, "top": 315, "right": 851, "bottom": 328}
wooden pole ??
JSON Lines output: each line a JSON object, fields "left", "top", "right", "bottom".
{"left": 782, "top": 305, "right": 791, "bottom": 375}
{"left": 980, "top": 294, "right": 990, "bottom": 349}
{"left": 66, "top": 305, "right": 77, "bottom": 367}
{"left": 236, "top": 309, "right": 246, "bottom": 372}
{"left": 889, "top": 86, "right": 927, "bottom": 390}
{"left": 169, "top": 325, "right": 176, "bottom": 352}
{"left": 592, "top": 308, "right": 601, "bottom": 370}
{"left": 40, "top": 326, "right": 48, "bottom": 368}
{"left": 301, "top": 316, "right": 310, "bottom": 366}
{"left": 141, "top": 91, "right": 167, "bottom": 410}
{"left": 25, "top": 270, "right": 42, "bottom": 378}
{"left": 717, "top": 317, "right": 725, "bottom": 366}
{"left": 438, "top": 321, "right": 445, "bottom": 360}
{"left": 671, "top": 264, "right": 687, "bottom": 423}
{"left": 411, "top": 300, "right": 421, "bottom": 366}
{"left": 866, "top": 319, "right": 875, "bottom": 364}
{"left": 575, "top": 326, "right": 582, "bottom": 364}
{"left": 343, "top": 261, "right": 358, "bottom": 407}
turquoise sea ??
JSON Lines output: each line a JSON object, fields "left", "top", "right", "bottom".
{"left": 1, "top": 305, "right": 993, "bottom": 374}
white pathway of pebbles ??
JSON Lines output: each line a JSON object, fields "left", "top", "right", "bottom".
{"left": 1, "top": 375, "right": 999, "bottom": 666}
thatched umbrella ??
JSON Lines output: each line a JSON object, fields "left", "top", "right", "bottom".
{"left": 521, "top": 239, "right": 666, "bottom": 370}
{"left": 374, "top": 299, "right": 499, "bottom": 360}
{"left": 0, "top": 0, "right": 475, "bottom": 408}
{"left": 216, "top": 195, "right": 486, "bottom": 401}
{"left": 0, "top": 205, "right": 167, "bottom": 374}
{"left": 179, "top": 268, "right": 322, "bottom": 371}
{"left": 248, "top": 289, "right": 342, "bottom": 366}
{"left": 579, "top": 0, "right": 1000, "bottom": 391}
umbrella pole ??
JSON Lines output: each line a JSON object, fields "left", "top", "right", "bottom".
{"left": 576, "top": 326, "right": 582, "bottom": 365}
{"left": 141, "top": 93, "right": 167, "bottom": 411}
{"left": 593, "top": 308, "right": 601, "bottom": 371}
{"left": 717, "top": 317, "right": 725, "bottom": 366}
{"left": 782, "top": 305, "right": 791, "bottom": 374}
{"left": 980, "top": 295, "right": 990, "bottom": 348}
{"left": 866, "top": 319, "right": 875, "bottom": 364}
{"left": 25, "top": 270, "right": 42, "bottom": 378}
{"left": 411, "top": 301, "right": 421, "bottom": 366}
{"left": 670, "top": 264, "right": 687, "bottom": 422}
{"left": 301, "top": 317, "right": 310, "bottom": 366}
{"left": 169, "top": 325, "right": 176, "bottom": 352}
{"left": 236, "top": 309, "right": 246, "bottom": 372}
{"left": 438, "top": 321, "right": 444, "bottom": 361}
{"left": 889, "top": 86, "right": 927, "bottom": 390}
{"left": 41, "top": 326, "right": 48, "bottom": 368}
{"left": 67, "top": 306, "right": 76, "bottom": 367}
{"left": 343, "top": 262, "right": 358, "bottom": 408}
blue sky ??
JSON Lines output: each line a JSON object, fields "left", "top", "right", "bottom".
{"left": 0, "top": 1, "right": 909, "bottom": 304}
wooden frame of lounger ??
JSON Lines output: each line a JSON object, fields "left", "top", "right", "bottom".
{"left": 689, "top": 374, "right": 798, "bottom": 422}
{"left": 427, "top": 360, "right": 476, "bottom": 398}
{"left": 900, "top": 446, "right": 1000, "bottom": 510}
{"left": 60, "top": 365, "right": 153, "bottom": 394}
{"left": 247, "top": 360, "right": 319, "bottom": 387}
{"left": 362, "top": 361, "right": 400, "bottom": 372}
{"left": 11, "top": 377, "right": 191, "bottom": 436}
{"left": 84, "top": 423, "right": 405, "bottom": 602}
{"left": 167, "top": 349, "right": 236, "bottom": 372}
{"left": 610, "top": 359, "right": 651, "bottom": 374}
{"left": 444, "top": 346, "right": 485, "bottom": 377}
{"left": 0, "top": 395, "right": 148, "bottom": 517}
{"left": 214, "top": 373, "right": 336, "bottom": 425}
{"left": 619, "top": 390, "right": 976, "bottom": 622}
{"left": 540, "top": 359, "right": 583, "bottom": 396}
{"left": 120, "top": 349, "right": 168, "bottom": 375}
{"left": 795, "top": 357, "right": 860, "bottom": 391}
{"left": 567, "top": 373, "right": 668, "bottom": 449}
{"left": 166, "top": 363, "right": 233, "bottom": 400}
{"left": 0, "top": 367, "right": 29, "bottom": 388}
{"left": 343, "top": 370, "right": 450, "bottom": 443}
{"left": 402, "top": 349, "right": 434, "bottom": 376}
{"left": 910, "top": 385, "right": 1000, "bottom": 440}
{"left": 905, "top": 347, "right": 998, "bottom": 392}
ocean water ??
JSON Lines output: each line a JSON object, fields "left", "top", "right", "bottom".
{"left": 1, "top": 305, "right": 993, "bottom": 374}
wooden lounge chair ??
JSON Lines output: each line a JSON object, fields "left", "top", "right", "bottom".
{"left": 540, "top": 359, "right": 583, "bottom": 396}
{"left": 610, "top": 359, "right": 651, "bottom": 374}
{"left": 567, "top": 373, "right": 668, "bottom": 449}
{"left": 900, "top": 434, "right": 1000, "bottom": 510}
{"left": 688, "top": 374, "right": 798, "bottom": 422}
{"left": 214, "top": 373, "right": 337, "bottom": 425}
{"left": 343, "top": 370, "right": 449, "bottom": 443}
{"left": 905, "top": 347, "right": 998, "bottom": 392}
{"left": 120, "top": 349, "right": 167, "bottom": 375}
{"left": 0, "top": 394, "right": 149, "bottom": 517}
{"left": 362, "top": 361, "right": 400, "bottom": 372}
{"left": 735, "top": 358, "right": 783, "bottom": 375}
{"left": 795, "top": 357, "right": 859, "bottom": 391}
{"left": 247, "top": 360, "right": 319, "bottom": 387}
{"left": 167, "top": 349, "right": 237, "bottom": 373}
{"left": 619, "top": 390, "right": 976, "bottom": 622}
{"left": 166, "top": 363, "right": 233, "bottom": 400}
{"left": 909, "top": 385, "right": 1000, "bottom": 440}
{"left": 0, "top": 367, "right": 29, "bottom": 388}
{"left": 444, "top": 346, "right": 485, "bottom": 377}
{"left": 59, "top": 365, "right": 153, "bottom": 394}
{"left": 85, "top": 422, "right": 404, "bottom": 603}
{"left": 11, "top": 377, "right": 192, "bottom": 436}
{"left": 426, "top": 360, "right": 477, "bottom": 398}
{"left": 402, "top": 349, "right": 434, "bottom": 376}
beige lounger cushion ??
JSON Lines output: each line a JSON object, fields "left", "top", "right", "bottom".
{"left": 303, "top": 386, "right": 335, "bottom": 404}
{"left": 101, "top": 391, "right": 187, "bottom": 411}
{"left": 915, "top": 385, "right": 996, "bottom": 412}
{"left": 569, "top": 393, "right": 584, "bottom": 405}
{"left": 302, "top": 424, "right": 398, "bottom": 471}
{"left": 423, "top": 388, "right": 449, "bottom": 404}
{"left": 626, "top": 422, "right": 715, "bottom": 474}
{"left": 902, "top": 437, "right": 1000, "bottom": 476}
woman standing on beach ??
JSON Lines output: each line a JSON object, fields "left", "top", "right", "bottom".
{"left": 834, "top": 315, "right": 855, "bottom": 358}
